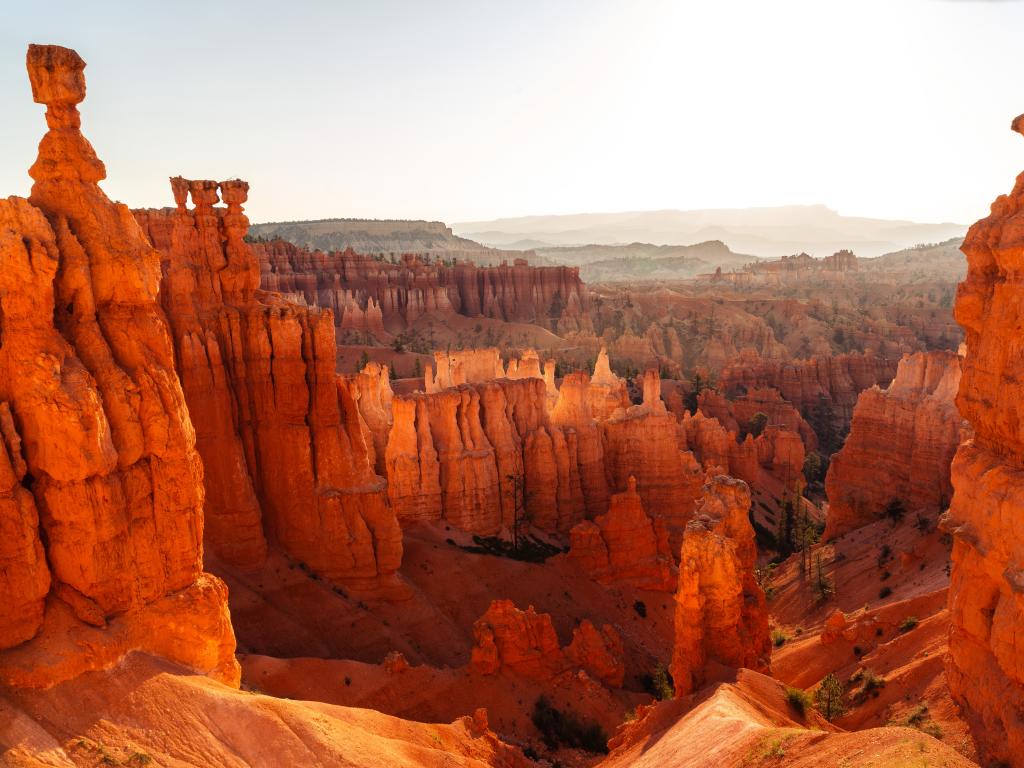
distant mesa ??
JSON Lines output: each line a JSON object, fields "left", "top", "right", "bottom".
{"left": 453, "top": 205, "right": 966, "bottom": 259}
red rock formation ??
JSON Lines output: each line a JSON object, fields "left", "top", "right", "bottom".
{"left": 824, "top": 350, "right": 966, "bottom": 540}
{"left": 0, "top": 45, "right": 236, "bottom": 685}
{"left": 670, "top": 476, "right": 770, "bottom": 696}
{"left": 550, "top": 372, "right": 610, "bottom": 519}
{"left": 565, "top": 620, "right": 626, "bottom": 688}
{"left": 719, "top": 350, "right": 898, "bottom": 428}
{"left": 384, "top": 377, "right": 588, "bottom": 533}
{"left": 588, "top": 347, "right": 630, "bottom": 420}
{"left": 470, "top": 600, "right": 565, "bottom": 679}
{"left": 470, "top": 600, "right": 625, "bottom": 688}
{"left": 344, "top": 362, "right": 394, "bottom": 476}
{"left": 255, "top": 239, "right": 591, "bottom": 337}
{"left": 678, "top": 409, "right": 732, "bottom": 472}
{"left": 426, "top": 348, "right": 505, "bottom": 392}
{"left": 944, "top": 117, "right": 1024, "bottom": 766}
{"left": 700, "top": 387, "right": 818, "bottom": 451}
{"left": 0, "top": 402, "right": 50, "bottom": 649}
{"left": 602, "top": 373, "right": 705, "bottom": 549}
{"left": 135, "top": 179, "right": 403, "bottom": 594}
{"left": 568, "top": 477, "right": 676, "bottom": 592}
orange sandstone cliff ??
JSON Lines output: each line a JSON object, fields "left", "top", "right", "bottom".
{"left": 134, "top": 180, "right": 404, "bottom": 594}
{"left": 825, "top": 350, "right": 967, "bottom": 541}
{"left": 0, "top": 45, "right": 236, "bottom": 686}
{"left": 944, "top": 115, "right": 1024, "bottom": 766}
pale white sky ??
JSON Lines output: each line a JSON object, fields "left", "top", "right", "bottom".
{"left": 2, "top": 0, "right": 1022, "bottom": 225}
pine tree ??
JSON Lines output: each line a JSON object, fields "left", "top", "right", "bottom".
{"left": 814, "top": 673, "right": 847, "bottom": 721}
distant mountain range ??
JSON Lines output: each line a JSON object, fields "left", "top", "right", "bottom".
{"left": 453, "top": 205, "right": 966, "bottom": 259}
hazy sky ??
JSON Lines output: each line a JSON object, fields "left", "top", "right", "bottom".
{"left": 2, "top": 0, "right": 1022, "bottom": 225}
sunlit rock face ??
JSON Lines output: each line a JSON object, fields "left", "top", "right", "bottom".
{"left": 670, "top": 476, "right": 770, "bottom": 696}
{"left": 824, "top": 350, "right": 967, "bottom": 541}
{"left": 944, "top": 116, "right": 1024, "bottom": 766}
{"left": 568, "top": 476, "right": 676, "bottom": 592}
{"left": 135, "top": 179, "right": 403, "bottom": 596}
{"left": 0, "top": 44, "right": 237, "bottom": 686}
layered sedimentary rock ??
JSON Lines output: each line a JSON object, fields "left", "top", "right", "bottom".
{"left": 601, "top": 377, "right": 705, "bottom": 550}
{"left": 698, "top": 387, "right": 817, "bottom": 451}
{"left": 470, "top": 600, "right": 624, "bottom": 687}
{"left": 824, "top": 350, "right": 966, "bottom": 540}
{"left": 426, "top": 348, "right": 505, "bottom": 392}
{"left": 670, "top": 476, "right": 770, "bottom": 696}
{"left": 588, "top": 348, "right": 630, "bottom": 420}
{"left": 944, "top": 117, "right": 1024, "bottom": 766}
{"left": 255, "top": 240, "right": 591, "bottom": 336}
{"left": 343, "top": 362, "right": 394, "bottom": 476}
{"left": 0, "top": 45, "right": 236, "bottom": 684}
{"left": 719, "top": 350, "right": 898, "bottom": 427}
{"left": 135, "top": 179, "right": 402, "bottom": 592}
{"left": 384, "top": 377, "right": 588, "bottom": 533}
{"left": 568, "top": 477, "right": 676, "bottom": 592}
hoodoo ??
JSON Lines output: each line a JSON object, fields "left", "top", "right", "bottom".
{"left": 944, "top": 115, "right": 1024, "bottom": 765}
{"left": 0, "top": 45, "right": 237, "bottom": 686}
{"left": 135, "top": 180, "right": 404, "bottom": 594}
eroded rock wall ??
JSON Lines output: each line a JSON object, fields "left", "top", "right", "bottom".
{"left": 944, "top": 117, "right": 1024, "bottom": 765}
{"left": 255, "top": 240, "right": 591, "bottom": 336}
{"left": 135, "top": 179, "right": 402, "bottom": 594}
{"left": 824, "top": 350, "right": 966, "bottom": 540}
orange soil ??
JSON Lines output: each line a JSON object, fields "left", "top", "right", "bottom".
{"left": 598, "top": 669, "right": 974, "bottom": 768}
{"left": 0, "top": 653, "right": 529, "bottom": 767}
{"left": 768, "top": 517, "right": 975, "bottom": 761}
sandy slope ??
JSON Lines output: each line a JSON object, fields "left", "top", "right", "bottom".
{"left": 0, "top": 654, "right": 529, "bottom": 768}
{"left": 599, "top": 669, "right": 974, "bottom": 768}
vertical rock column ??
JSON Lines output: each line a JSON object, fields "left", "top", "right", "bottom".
{"left": 944, "top": 116, "right": 1024, "bottom": 765}
{"left": 16, "top": 44, "right": 205, "bottom": 618}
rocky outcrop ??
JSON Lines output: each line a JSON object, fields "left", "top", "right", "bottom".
{"left": 944, "top": 117, "right": 1024, "bottom": 766}
{"left": 718, "top": 350, "right": 898, "bottom": 430}
{"left": 602, "top": 372, "right": 704, "bottom": 550}
{"left": 565, "top": 620, "right": 626, "bottom": 688}
{"left": 671, "top": 476, "right": 770, "bottom": 696}
{"left": 824, "top": 350, "right": 966, "bottom": 540}
{"left": 135, "top": 180, "right": 403, "bottom": 594}
{"left": 343, "top": 362, "right": 394, "bottom": 476}
{"left": 0, "top": 45, "right": 236, "bottom": 685}
{"left": 568, "top": 477, "right": 676, "bottom": 592}
{"left": 425, "top": 348, "right": 505, "bottom": 392}
{"left": 384, "top": 377, "right": 588, "bottom": 533}
{"left": 470, "top": 600, "right": 624, "bottom": 687}
{"left": 255, "top": 240, "right": 591, "bottom": 336}
{"left": 588, "top": 348, "right": 630, "bottom": 420}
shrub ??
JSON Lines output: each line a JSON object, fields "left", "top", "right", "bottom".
{"left": 643, "top": 663, "right": 674, "bottom": 701}
{"left": 814, "top": 673, "right": 847, "bottom": 721}
{"left": 633, "top": 600, "right": 647, "bottom": 618}
{"left": 878, "top": 586, "right": 892, "bottom": 599}
{"left": 531, "top": 696, "right": 609, "bottom": 754}
{"left": 898, "top": 616, "right": 919, "bottom": 633}
{"left": 771, "top": 629, "right": 788, "bottom": 648}
{"left": 785, "top": 686, "right": 811, "bottom": 717}
{"left": 884, "top": 498, "right": 907, "bottom": 524}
